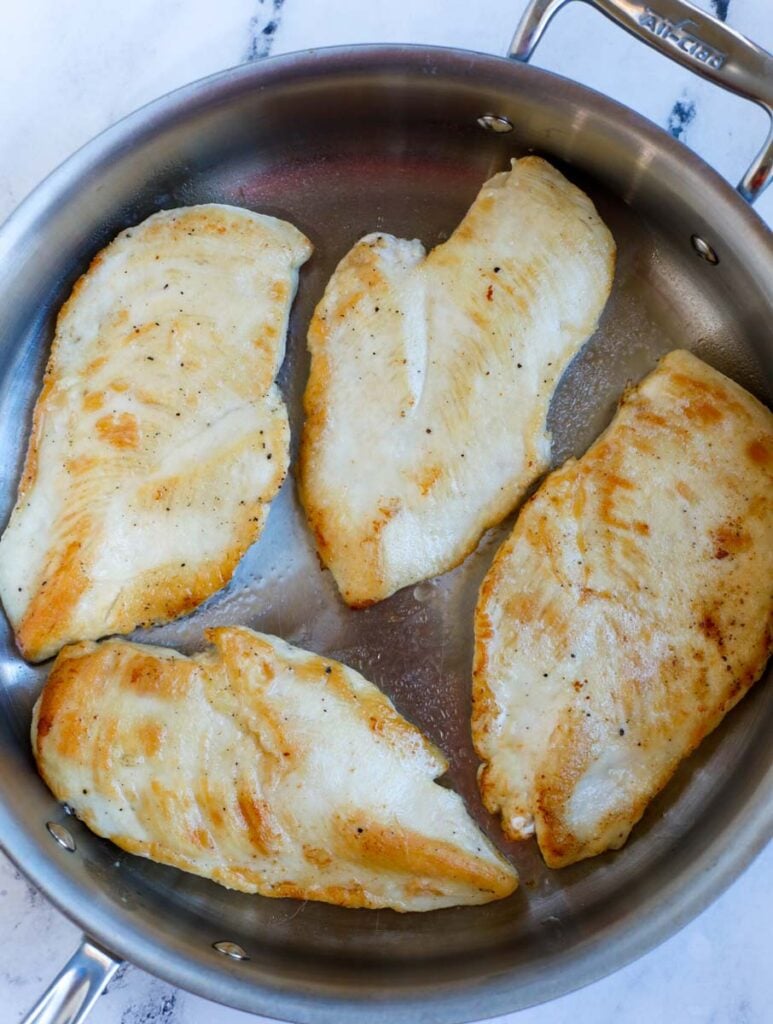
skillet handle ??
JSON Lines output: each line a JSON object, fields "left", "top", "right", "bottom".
{"left": 509, "top": 0, "right": 773, "bottom": 203}
{"left": 19, "top": 938, "right": 121, "bottom": 1024}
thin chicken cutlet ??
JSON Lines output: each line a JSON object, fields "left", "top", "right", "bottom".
{"left": 299, "top": 156, "right": 615, "bottom": 607}
{"left": 33, "top": 626, "right": 517, "bottom": 911}
{"left": 0, "top": 205, "right": 312, "bottom": 661}
{"left": 473, "top": 350, "right": 772, "bottom": 867}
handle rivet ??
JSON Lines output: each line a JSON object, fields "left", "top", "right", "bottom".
{"left": 691, "top": 234, "right": 719, "bottom": 264}
{"left": 213, "top": 940, "right": 250, "bottom": 961}
{"left": 477, "top": 113, "right": 514, "bottom": 133}
{"left": 46, "top": 821, "right": 76, "bottom": 852}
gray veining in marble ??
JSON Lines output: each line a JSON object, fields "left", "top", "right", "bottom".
{"left": 0, "top": 1, "right": 771, "bottom": 1022}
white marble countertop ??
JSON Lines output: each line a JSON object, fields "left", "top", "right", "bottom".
{"left": 1, "top": 2, "right": 771, "bottom": 1023}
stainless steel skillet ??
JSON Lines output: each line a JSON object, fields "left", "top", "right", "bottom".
{"left": 1, "top": 1, "right": 771, "bottom": 1022}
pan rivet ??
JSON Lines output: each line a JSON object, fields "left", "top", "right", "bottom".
{"left": 213, "top": 940, "right": 250, "bottom": 961}
{"left": 690, "top": 235, "right": 719, "bottom": 265}
{"left": 46, "top": 821, "right": 76, "bottom": 852}
{"left": 477, "top": 113, "right": 513, "bottom": 134}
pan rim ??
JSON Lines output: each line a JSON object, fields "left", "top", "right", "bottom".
{"left": 0, "top": 42, "right": 770, "bottom": 1023}
{"left": 1, "top": 42, "right": 771, "bottom": 255}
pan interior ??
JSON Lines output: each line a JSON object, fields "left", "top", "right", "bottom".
{"left": 0, "top": 51, "right": 769, "bottom": 1017}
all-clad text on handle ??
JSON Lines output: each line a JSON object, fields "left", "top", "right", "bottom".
{"left": 509, "top": 0, "right": 773, "bottom": 203}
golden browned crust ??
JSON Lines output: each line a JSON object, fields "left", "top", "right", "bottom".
{"left": 33, "top": 627, "right": 517, "bottom": 910}
{"left": 473, "top": 350, "right": 773, "bottom": 867}
{"left": 299, "top": 157, "right": 616, "bottom": 607}
{"left": 0, "top": 205, "right": 311, "bottom": 661}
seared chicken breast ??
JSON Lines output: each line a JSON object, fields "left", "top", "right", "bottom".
{"left": 300, "top": 156, "right": 615, "bottom": 606}
{"left": 0, "top": 205, "right": 312, "bottom": 661}
{"left": 33, "top": 626, "right": 517, "bottom": 911}
{"left": 473, "top": 350, "right": 773, "bottom": 868}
